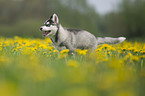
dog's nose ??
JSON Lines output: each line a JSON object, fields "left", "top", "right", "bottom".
{"left": 40, "top": 27, "right": 43, "bottom": 31}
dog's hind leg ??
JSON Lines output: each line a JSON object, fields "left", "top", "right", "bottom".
{"left": 88, "top": 44, "right": 98, "bottom": 53}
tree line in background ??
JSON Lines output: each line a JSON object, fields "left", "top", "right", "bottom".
{"left": 101, "top": 0, "right": 145, "bottom": 38}
{"left": 0, "top": 0, "right": 145, "bottom": 38}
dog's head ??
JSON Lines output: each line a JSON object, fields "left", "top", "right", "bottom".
{"left": 40, "top": 14, "right": 59, "bottom": 37}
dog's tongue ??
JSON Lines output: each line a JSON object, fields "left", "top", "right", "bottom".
{"left": 43, "top": 31, "right": 49, "bottom": 35}
{"left": 44, "top": 31, "right": 48, "bottom": 35}
{"left": 43, "top": 31, "right": 51, "bottom": 36}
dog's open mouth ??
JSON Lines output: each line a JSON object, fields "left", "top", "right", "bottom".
{"left": 43, "top": 30, "right": 51, "bottom": 37}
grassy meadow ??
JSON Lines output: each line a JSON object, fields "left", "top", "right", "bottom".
{"left": 0, "top": 36, "right": 145, "bottom": 96}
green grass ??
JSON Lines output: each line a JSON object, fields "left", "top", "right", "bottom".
{"left": 0, "top": 37, "right": 145, "bottom": 96}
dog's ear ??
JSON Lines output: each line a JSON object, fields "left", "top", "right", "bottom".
{"left": 50, "top": 14, "right": 59, "bottom": 24}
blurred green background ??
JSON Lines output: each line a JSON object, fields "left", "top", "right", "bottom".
{"left": 0, "top": 0, "right": 145, "bottom": 39}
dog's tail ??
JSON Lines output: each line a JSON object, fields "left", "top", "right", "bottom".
{"left": 96, "top": 37, "right": 126, "bottom": 45}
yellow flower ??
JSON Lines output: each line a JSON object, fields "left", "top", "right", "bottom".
{"left": 22, "top": 47, "right": 35, "bottom": 55}
{"left": 14, "top": 36, "right": 20, "bottom": 39}
{"left": 128, "top": 47, "right": 135, "bottom": 51}
{"left": 109, "top": 47, "right": 116, "bottom": 51}
{"left": 130, "top": 56, "right": 139, "bottom": 62}
{"left": 59, "top": 54, "right": 68, "bottom": 59}
{"left": 134, "top": 50, "right": 139, "bottom": 53}
{"left": 128, "top": 52, "right": 132, "bottom": 56}
{"left": 121, "top": 48, "right": 127, "bottom": 51}
{"left": 45, "top": 38, "right": 52, "bottom": 44}
{"left": 102, "top": 44, "right": 110, "bottom": 49}
{"left": 96, "top": 48, "right": 102, "bottom": 52}
{"left": 59, "top": 50, "right": 69, "bottom": 59}
{"left": 53, "top": 50, "right": 58, "bottom": 53}
{"left": 123, "top": 55, "right": 129, "bottom": 62}
{"left": 140, "top": 55, "right": 145, "bottom": 59}
{"left": 47, "top": 46, "right": 54, "bottom": 51}
{"left": 67, "top": 60, "right": 78, "bottom": 67}
{"left": 43, "top": 52, "right": 47, "bottom": 55}
{"left": 75, "top": 49, "right": 88, "bottom": 55}
{"left": 60, "top": 49, "right": 69, "bottom": 54}
{"left": 39, "top": 44, "right": 48, "bottom": 49}
{"left": 140, "top": 50, "right": 145, "bottom": 54}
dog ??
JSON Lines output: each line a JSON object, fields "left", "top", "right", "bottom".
{"left": 40, "top": 14, "right": 126, "bottom": 53}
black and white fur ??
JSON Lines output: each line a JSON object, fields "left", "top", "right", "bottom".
{"left": 40, "top": 14, "right": 126, "bottom": 52}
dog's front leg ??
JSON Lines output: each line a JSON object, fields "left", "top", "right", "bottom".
{"left": 56, "top": 46, "right": 66, "bottom": 51}
{"left": 65, "top": 43, "right": 75, "bottom": 55}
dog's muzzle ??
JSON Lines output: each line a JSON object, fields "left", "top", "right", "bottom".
{"left": 40, "top": 27, "right": 52, "bottom": 37}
